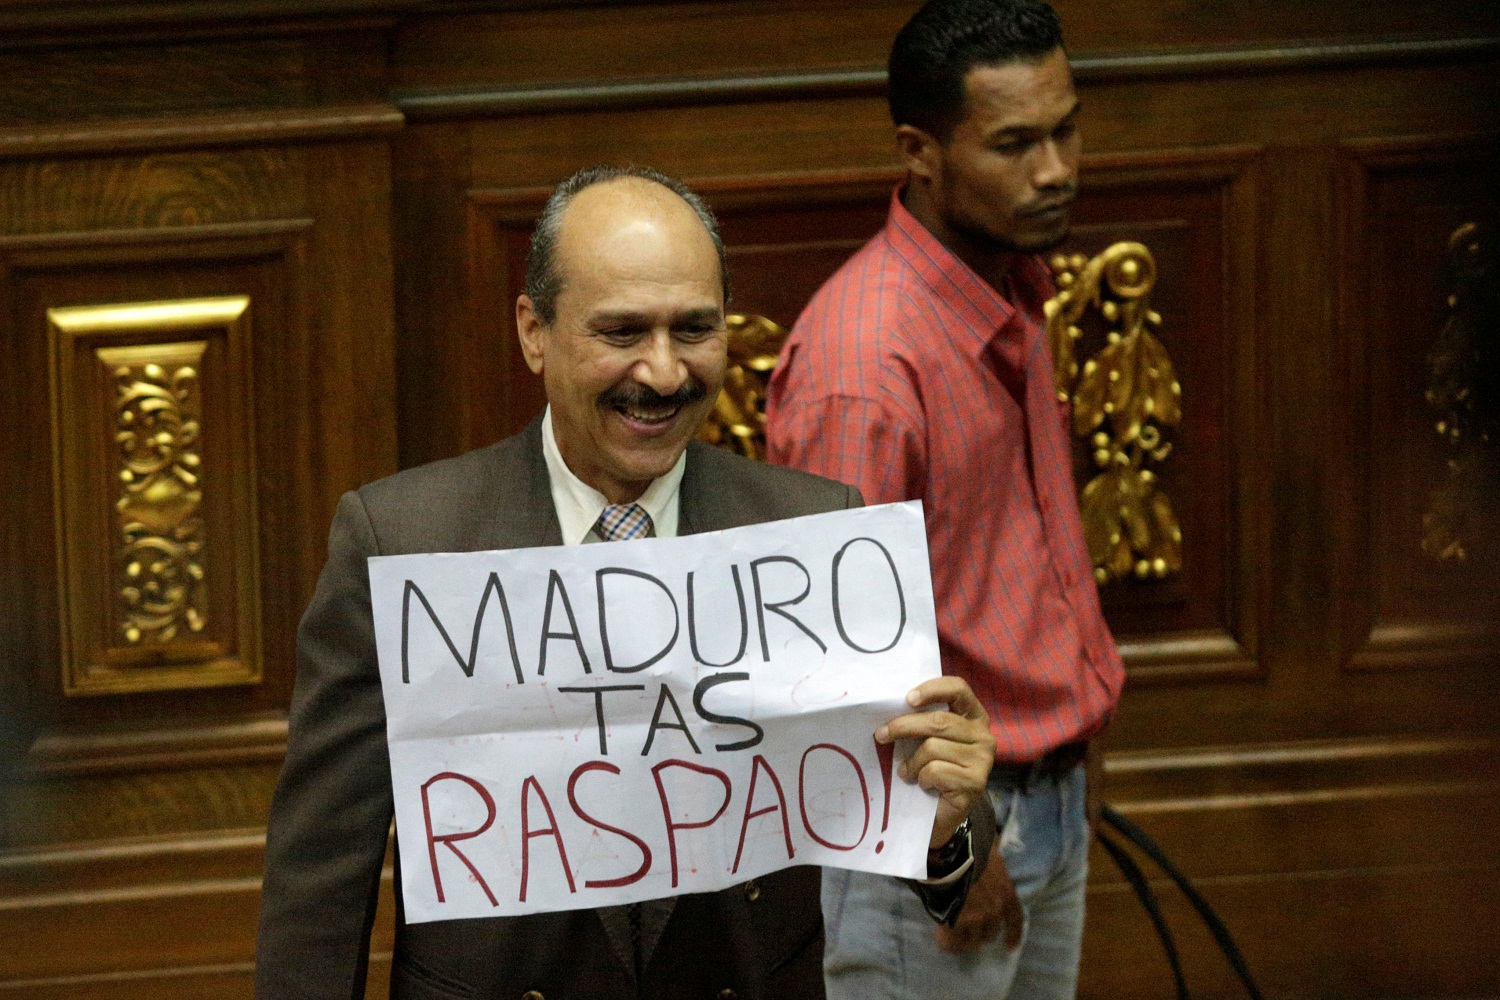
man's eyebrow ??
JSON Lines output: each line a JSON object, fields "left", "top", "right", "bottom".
{"left": 673, "top": 307, "right": 726, "bottom": 326}
{"left": 587, "top": 310, "right": 652, "bottom": 328}
{"left": 587, "top": 306, "right": 723, "bottom": 328}
{"left": 985, "top": 100, "right": 1082, "bottom": 141}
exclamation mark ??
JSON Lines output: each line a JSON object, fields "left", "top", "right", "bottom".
{"left": 874, "top": 738, "right": 895, "bottom": 853}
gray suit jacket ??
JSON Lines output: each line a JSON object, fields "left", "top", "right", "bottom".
{"left": 257, "top": 419, "right": 876, "bottom": 999}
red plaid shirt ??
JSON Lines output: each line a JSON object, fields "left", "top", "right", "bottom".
{"left": 766, "top": 189, "right": 1124, "bottom": 762}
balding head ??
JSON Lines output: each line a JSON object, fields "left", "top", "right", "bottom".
{"left": 525, "top": 165, "right": 729, "bottom": 326}
{"left": 516, "top": 168, "right": 730, "bottom": 504}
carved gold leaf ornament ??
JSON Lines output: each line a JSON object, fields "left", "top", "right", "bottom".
{"left": 49, "top": 295, "right": 262, "bottom": 696}
{"left": 112, "top": 356, "right": 207, "bottom": 645}
{"left": 697, "top": 313, "right": 787, "bottom": 461}
{"left": 1046, "top": 242, "right": 1183, "bottom": 585}
{"left": 1422, "top": 221, "right": 1498, "bottom": 561}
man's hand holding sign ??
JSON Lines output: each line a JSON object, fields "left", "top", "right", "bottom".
{"left": 884, "top": 677, "right": 997, "bottom": 851}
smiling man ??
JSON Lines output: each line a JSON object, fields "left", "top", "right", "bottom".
{"left": 767, "top": 2, "right": 1125, "bottom": 998}
{"left": 255, "top": 165, "right": 999, "bottom": 1000}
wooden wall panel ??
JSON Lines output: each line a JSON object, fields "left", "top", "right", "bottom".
{"left": 1084, "top": 734, "right": 1500, "bottom": 996}
{"left": 0, "top": 13, "right": 400, "bottom": 994}
{"left": 388, "top": 0, "right": 1495, "bottom": 98}
{"left": 0, "top": 831, "right": 397, "bottom": 998}
{"left": 1337, "top": 136, "right": 1500, "bottom": 673}
{"left": 1084, "top": 862, "right": 1500, "bottom": 997}
{"left": 0, "top": 142, "right": 397, "bottom": 760}
{"left": 0, "top": 187, "right": 395, "bottom": 960}
{"left": 2, "top": 221, "right": 310, "bottom": 728}
{"left": 711, "top": 176, "right": 898, "bottom": 329}
{"left": 1066, "top": 149, "right": 1263, "bottom": 687}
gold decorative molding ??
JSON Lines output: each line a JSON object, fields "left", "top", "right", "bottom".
{"left": 48, "top": 296, "right": 262, "bottom": 696}
{"left": 697, "top": 313, "right": 787, "bottom": 462}
{"left": 1422, "top": 221, "right": 1498, "bottom": 562}
{"left": 105, "top": 342, "right": 208, "bottom": 646}
{"left": 1046, "top": 242, "right": 1183, "bottom": 584}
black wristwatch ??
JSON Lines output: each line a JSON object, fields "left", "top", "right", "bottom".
{"left": 926, "top": 817, "right": 973, "bottom": 881}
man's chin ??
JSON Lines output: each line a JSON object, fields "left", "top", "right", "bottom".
{"left": 953, "top": 217, "right": 1071, "bottom": 257}
{"left": 584, "top": 453, "right": 673, "bottom": 504}
{"left": 601, "top": 433, "right": 694, "bottom": 486}
{"left": 1013, "top": 224, "right": 1071, "bottom": 254}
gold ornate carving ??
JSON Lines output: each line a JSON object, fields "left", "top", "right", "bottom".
{"left": 697, "top": 313, "right": 787, "bottom": 462}
{"left": 1046, "top": 243, "right": 1183, "bottom": 585}
{"left": 1423, "top": 221, "right": 1498, "bottom": 561}
{"left": 105, "top": 344, "right": 208, "bottom": 646}
{"left": 48, "top": 295, "right": 261, "bottom": 696}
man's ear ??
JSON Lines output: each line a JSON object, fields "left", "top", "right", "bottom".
{"left": 516, "top": 294, "right": 546, "bottom": 375}
{"left": 896, "top": 124, "right": 942, "bottom": 185}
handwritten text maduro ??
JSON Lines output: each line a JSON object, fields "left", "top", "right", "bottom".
{"left": 369, "top": 502, "right": 943, "bottom": 922}
{"left": 397, "top": 537, "right": 910, "bottom": 686}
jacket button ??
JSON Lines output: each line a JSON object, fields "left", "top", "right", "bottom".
{"left": 743, "top": 880, "right": 760, "bottom": 902}
{"left": 522, "top": 992, "right": 544, "bottom": 1000}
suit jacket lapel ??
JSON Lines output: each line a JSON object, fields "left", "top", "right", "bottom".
{"left": 595, "top": 905, "right": 638, "bottom": 984}
{"left": 678, "top": 441, "right": 730, "bottom": 537}
{"left": 479, "top": 416, "right": 564, "bottom": 551}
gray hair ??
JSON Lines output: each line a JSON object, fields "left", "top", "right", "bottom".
{"left": 524, "top": 164, "right": 730, "bottom": 325}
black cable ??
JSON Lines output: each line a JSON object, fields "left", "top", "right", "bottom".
{"left": 1100, "top": 804, "right": 1266, "bottom": 1000}
{"left": 1095, "top": 826, "right": 1189, "bottom": 1000}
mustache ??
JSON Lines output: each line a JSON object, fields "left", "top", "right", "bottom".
{"left": 599, "top": 378, "right": 709, "bottom": 411}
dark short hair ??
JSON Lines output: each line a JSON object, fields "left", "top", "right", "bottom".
{"left": 524, "top": 164, "right": 730, "bottom": 325}
{"left": 888, "top": 0, "right": 1065, "bottom": 143}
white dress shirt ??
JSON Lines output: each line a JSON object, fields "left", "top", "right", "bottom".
{"left": 540, "top": 406, "right": 684, "bottom": 544}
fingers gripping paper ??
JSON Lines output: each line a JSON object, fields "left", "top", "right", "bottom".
{"left": 369, "top": 501, "right": 941, "bottom": 923}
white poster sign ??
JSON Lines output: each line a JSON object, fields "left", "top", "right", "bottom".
{"left": 369, "top": 501, "right": 941, "bottom": 923}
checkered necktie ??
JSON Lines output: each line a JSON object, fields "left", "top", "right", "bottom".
{"left": 594, "top": 501, "right": 659, "bottom": 971}
{"left": 593, "top": 501, "right": 659, "bottom": 969}
{"left": 595, "top": 503, "right": 654, "bottom": 542}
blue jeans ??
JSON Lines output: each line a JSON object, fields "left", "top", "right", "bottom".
{"left": 821, "top": 765, "right": 1089, "bottom": 1000}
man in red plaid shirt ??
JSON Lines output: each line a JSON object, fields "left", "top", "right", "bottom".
{"left": 767, "top": 1, "right": 1124, "bottom": 996}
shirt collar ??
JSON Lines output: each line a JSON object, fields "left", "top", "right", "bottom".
{"left": 541, "top": 406, "right": 684, "bottom": 544}
{"left": 885, "top": 187, "right": 1052, "bottom": 354}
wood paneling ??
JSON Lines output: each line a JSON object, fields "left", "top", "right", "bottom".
{"left": 1067, "top": 148, "right": 1263, "bottom": 686}
{"left": 1083, "top": 734, "right": 1500, "bottom": 995}
{"left": 0, "top": 13, "right": 399, "bottom": 990}
{"left": 0, "top": 830, "right": 397, "bottom": 997}
{"left": 1337, "top": 135, "right": 1500, "bottom": 673}
{"left": 1083, "top": 863, "right": 1500, "bottom": 998}
{"left": 3, "top": 221, "right": 306, "bottom": 725}
{"left": 1, "top": 0, "right": 1498, "bottom": 996}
